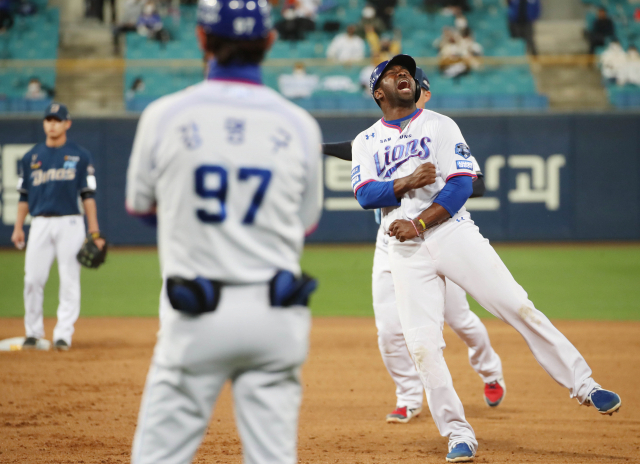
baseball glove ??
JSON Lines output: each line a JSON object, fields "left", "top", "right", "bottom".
{"left": 77, "top": 233, "right": 108, "bottom": 269}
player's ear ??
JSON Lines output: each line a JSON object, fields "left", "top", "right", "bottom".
{"left": 65, "top": 120, "right": 72, "bottom": 130}
{"left": 374, "top": 87, "right": 384, "bottom": 102}
{"left": 266, "top": 30, "right": 277, "bottom": 51}
{"left": 196, "top": 25, "right": 207, "bottom": 52}
{"left": 423, "top": 90, "right": 432, "bottom": 103}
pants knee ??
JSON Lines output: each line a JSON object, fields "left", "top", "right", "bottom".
{"left": 377, "top": 329, "right": 405, "bottom": 356}
{"left": 24, "top": 274, "right": 47, "bottom": 293}
{"left": 405, "top": 325, "right": 449, "bottom": 390}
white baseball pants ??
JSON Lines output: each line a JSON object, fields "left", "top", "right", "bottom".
{"left": 372, "top": 226, "right": 502, "bottom": 410}
{"left": 132, "top": 284, "right": 311, "bottom": 464}
{"left": 388, "top": 212, "right": 598, "bottom": 452}
{"left": 24, "top": 215, "right": 85, "bottom": 345}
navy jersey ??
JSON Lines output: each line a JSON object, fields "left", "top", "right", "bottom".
{"left": 17, "top": 141, "right": 96, "bottom": 217}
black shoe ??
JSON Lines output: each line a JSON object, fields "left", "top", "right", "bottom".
{"left": 22, "top": 337, "right": 38, "bottom": 350}
{"left": 54, "top": 340, "right": 70, "bottom": 351}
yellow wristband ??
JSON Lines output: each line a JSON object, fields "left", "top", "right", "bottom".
{"left": 90, "top": 232, "right": 101, "bottom": 240}
{"left": 418, "top": 219, "right": 426, "bottom": 231}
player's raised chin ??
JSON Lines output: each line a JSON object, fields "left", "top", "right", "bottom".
{"left": 373, "top": 65, "right": 417, "bottom": 108}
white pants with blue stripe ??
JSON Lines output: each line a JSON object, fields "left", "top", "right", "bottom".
{"left": 131, "top": 284, "right": 311, "bottom": 464}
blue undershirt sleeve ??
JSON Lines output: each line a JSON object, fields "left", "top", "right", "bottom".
{"left": 19, "top": 194, "right": 28, "bottom": 202}
{"left": 433, "top": 175, "right": 473, "bottom": 217}
{"left": 356, "top": 181, "right": 401, "bottom": 210}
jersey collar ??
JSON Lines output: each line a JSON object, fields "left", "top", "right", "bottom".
{"left": 381, "top": 108, "right": 422, "bottom": 131}
{"left": 206, "top": 59, "right": 263, "bottom": 85}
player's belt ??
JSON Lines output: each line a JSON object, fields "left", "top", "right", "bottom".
{"left": 38, "top": 214, "right": 81, "bottom": 217}
{"left": 166, "top": 271, "right": 317, "bottom": 316}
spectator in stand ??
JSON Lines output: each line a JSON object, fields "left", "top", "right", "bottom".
{"left": 460, "top": 28, "right": 483, "bottom": 70}
{"left": 600, "top": 40, "right": 627, "bottom": 84}
{"left": 369, "top": 0, "right": 397, "bottom": 31}
{"left": 453, "top": 7, "right": 468, "bottom": 34}
{"left": 439, "top": 32, "right": 466, "bottom": 78}
{"left": 137, "top": 1, "right": 169, "bottom": 44}
{"left": 275, "top": 8, "right": 302, "bottom": 41}
{"left": 326, "top": 24, "right": 366, "bottom": 62}
{"left": 278, "top": 62, "right": 319, "bottom": 99}
{"left": 507, "top": 0, "right": 540, "bottom": 56}
{"left": 619, "top": 45, "right": 640, "bottom": 86}
{"left": 365, "top": 25, "right": 401, "bottom": 62}
{"left": 292, "top": 0, "right": 319, "bottom": 32}
{"left": 0, "top": 0, "right": 14, "bottom": 34}
{"left": 356, "top": 5, "right": 387, "bottom": 36}
{"left": 113, "top": 0, "right": 144, "bottom": 54}
{"left": 433, "top": 26, "right": 457, "bottom": 53}
{"left": 438, "top": 28, "right": 482, "bottom": 78}
{"left": 586, "top": 8, "right": 616, "bottom": 55}
{"left": 275, "top": 0, "right": 318, "bottom": 41}
{"left": 25, "top": 78, "right": 47, "bottom": 100}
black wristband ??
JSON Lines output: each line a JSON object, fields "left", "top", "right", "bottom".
{"left": 322, "top": 141, "right": 353, "bottom": 161}
{"left": 470, "top": 174, "right": 485, "bottom": 198}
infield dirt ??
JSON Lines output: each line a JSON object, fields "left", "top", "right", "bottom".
{"left": 0, "top": 317, "right": 638, "bottom": 463}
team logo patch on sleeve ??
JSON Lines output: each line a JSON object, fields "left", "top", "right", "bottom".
{"left": 456, "top": 160, "right": 473, "bottom": 170}
{"left": 351, "top": 165, "right": 360, "bottom": 177}
{"left": 455, "top": 143, "right": 471, "bottom": 159}
{"left": 352, "top": 174, "right": 361, "bottom": 186}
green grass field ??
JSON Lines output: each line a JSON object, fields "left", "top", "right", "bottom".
{"left": 1, "top": 244, "right": 639, "bottom": 320}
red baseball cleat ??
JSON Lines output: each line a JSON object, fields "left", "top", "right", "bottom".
{"left": 386, "top": 405, "right": 422, "bottom": 423}
{"left": 484, "top": 377, "right": 506, "bottom": 407}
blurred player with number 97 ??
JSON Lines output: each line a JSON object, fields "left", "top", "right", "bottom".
{"left": 125, "top": 0, "right": 322, "bottom": 462}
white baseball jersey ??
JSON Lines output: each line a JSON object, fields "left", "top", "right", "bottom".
{"left": 351, "top": 109, "right": 477, "bottom": 232}
{"left": 126, "top": 80, "right": 322, "bottom": 283}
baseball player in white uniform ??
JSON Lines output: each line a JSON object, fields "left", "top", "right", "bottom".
{"left": 351, "top": 54, "right": 621, "bottom": 462}
{"left": 125, "top": 1, "right": 322, "bottom": 462}
{"left": 11, "top": 103, "right": 105, "bottom": 351}
{"left": 323, "top": 68, "right": 505, "bottom": 425}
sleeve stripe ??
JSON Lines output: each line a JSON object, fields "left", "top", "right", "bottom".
{"left": 353, "top": 179, "right": 376, "bottom": 197}
{"left": 446, "top": 172, "right": 478, "bottom": 182}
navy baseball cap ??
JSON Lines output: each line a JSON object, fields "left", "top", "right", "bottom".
{"left": 197, "top": 0, "right": 272, "bottom": 39}
{"left": 369, "top": 54, "right": 417, "bottom": 98}
{"left": 44, "top": 102, "right": 70, "bottom": 121}
{"left": 415, "top": 67, "right": 430, "bottom": 91}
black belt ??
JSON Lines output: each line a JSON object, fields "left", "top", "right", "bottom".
{"left": 166, "top": 271, "right": 318, "bottom": 316}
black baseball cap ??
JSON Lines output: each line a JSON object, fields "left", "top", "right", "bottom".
{"left": 44, "top": 102, "right": 71, "bottom": 121}
{"left": 415, "top": 67, "right": 430, "bottom": 92}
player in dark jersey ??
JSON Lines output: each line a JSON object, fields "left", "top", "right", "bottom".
{"left": 11, "top": 103, "right": 105, "bottom": 351}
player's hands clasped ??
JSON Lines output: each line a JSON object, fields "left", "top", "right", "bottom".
{"left": 11, "top": 227, "right": 25, "bottom": 250}
{"left": 389, "top": 219, "right": 418, "bottom": 242}
{"left": 408, "top": 163, "right": 436, "bottom": 189}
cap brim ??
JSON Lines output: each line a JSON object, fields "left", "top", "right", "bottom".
{"left": 44, "top": 114, "right": 63, "bottom": 120}
{"left": 385, "top": 55, "right": 417, "bottom": 78}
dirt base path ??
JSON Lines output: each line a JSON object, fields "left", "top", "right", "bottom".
{"left": 1, "top": 318, "right": 638, "bottom": 463}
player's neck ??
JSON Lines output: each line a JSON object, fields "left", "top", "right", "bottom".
{"left": 46, "top": 134, "right": 67, "bottom": 148}
{"left": 381, "top": 104, "right": 418, "bottom": 122}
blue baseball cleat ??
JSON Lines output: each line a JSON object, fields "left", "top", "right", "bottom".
{"left": 587, "top": 387, "right": 621, "bottom": 415}
{"left": 446, "top": 442, "right": 475, "bottom": 462}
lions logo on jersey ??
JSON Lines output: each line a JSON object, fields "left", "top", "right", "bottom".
{"left": 455, "top": 143, "right": 471, "bottom": 159}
